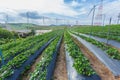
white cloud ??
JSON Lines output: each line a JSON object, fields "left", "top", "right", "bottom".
{"left": 0, "top": 0, "right": 119, "bottom": 25}
{"left": 70, "top": 0, "right": 82, "bottom": 7}
{"left": 103, "top": 0, "right": 120, "bottom": 18}
{"left": 0, "top": 0, "right": 78, "bottom": 17}
{"left": 78, "top": 8, "right": 87, "bottom": 15}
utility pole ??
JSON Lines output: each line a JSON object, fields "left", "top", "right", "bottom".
{"left": 26, "top": 12, "right": 29, "bottom": 29}
{"left": 103, "top": 14, "right": 106, "bottom": 26}
{"left": 76, "top": 20, "right": 78, "bottom": 25}
{"left": 109, "top": 17, "right": 112, "bottom": 25}
{"left": 55, "top": 18, "right": 61, "bottom": 25}
{"left": 26, "top": 12, "right": 29, "bottom": 24}
{"left": 43, "top": 16, "right": 45, "bottom": 25}
{"left": 67, "top": 20, "right": 69, "bottom": 26}
{"left": 91, "top": 5, "right": 96, "bottom": 26}
{"left": 56, "top": 18, "right": 58, "bottom": 25}
{"left": 63, "top": 19, "right": 66, "bottom": 25}
{"left": 117, "top": 13, "right": 120, "bottom": 24}
{"left": 5, "top": 14, "right": 8, "bottom": 29}
{"left": 106, "top": 17, "right": 112, "bottom": 45}
{"left": 5, "top": 14, "right": 8, "bottom": 24}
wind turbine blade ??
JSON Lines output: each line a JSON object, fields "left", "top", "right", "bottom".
{"left": 88, "top": 8, "right": 94, "bottom": 16}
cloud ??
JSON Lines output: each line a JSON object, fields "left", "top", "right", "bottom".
{"left": 78, "top": 8, "right": 87, "bottom": 15}
{"left": 103, "top": 0, "right": 120, "bottom": 18}
{"left": 0, "top": 0, "right": 119, "bottom": 25}
{"left": 0, "top": 11, "right": 17, "bottom": 22}
{"left": 19, "top": 11, "right": 42, "bottom": 19}
{"left": 70, "top": 0, "right": 82, "bottom": 7}
{"left": 0, "top": 0, "right": 78, "bottom": 17}
{"left": 43, "top": 13, "right": 77, "bottom": 19}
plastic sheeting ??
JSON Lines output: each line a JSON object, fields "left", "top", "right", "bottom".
{"left": 71, "top": 33, "right": 120, "bottom": 76}
{"left": 0, "top": 39, "right": 43, "bottom": 68}
{"left": 46, "top": 36, "right": 63, "bottom": 80}
{"left": 65, "top": 45, "right": 101, "bottom": 80}
{"left": 73, "top": 32, "right": 120, "bottom": 49}
{"left": 5, "top": 37, "right": 56, "bottom": 80}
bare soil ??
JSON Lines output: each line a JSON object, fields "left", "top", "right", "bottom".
{"left": 53, "top": 39, "right": 68, "bottom": 80}
{"left": 107, "top": 44, "right": 120, "bottom": 52}
{"left": 72, "top": 36, "right": 120, "bottom": 80}
{"left": 20, "top": 54, "right": 43, "bottom": 80}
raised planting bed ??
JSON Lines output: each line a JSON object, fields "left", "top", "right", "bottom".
{"left": 71, "top": 25, "right": 120, "bottom": 42}
{"left": 0, "top": 30, "right": 59, "bottom": 66}
{"left": 73, "top": 31, "right": 120, "bottom": 49}
{"left": 64, "top": 31, "right": 101, "bottom": 80}
{"left": 72, "top": 32, "right": 120, "bottom": 60}
{"left": 71, "top": 33, "right": 120, "bottom": 78}
{"left": 0, "top": 39, "right": 43, "bottom": 67}
{"left": 53, "top": 39, "right": 68, "bottom": 80}
{"left": 0, "top": 35, "right": 56, "bottom": 80}
{"left": 29, "top": 35, "right": 63, "bottom": 80}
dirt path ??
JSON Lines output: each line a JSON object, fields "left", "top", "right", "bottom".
{"left": 53, "top": 39, "right": 68, "bottom": 80}
{"left": 20, "top": 53, "right": 42, "bottom": 80}
{"left": 72, "top": 36, "right": 120, "bottom": 80}
{"left": 107, "top": 44, "right": 120, "bottom": 52}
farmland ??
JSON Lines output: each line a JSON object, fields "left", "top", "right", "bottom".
{"left": 0, "top": 0, "right": 120, "bottom": 79}
{"left": 0, "top": 24, "right": 120, "bottom": 80}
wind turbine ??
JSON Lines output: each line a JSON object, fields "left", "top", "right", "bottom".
{"left": 102, "top": 14, "right": 106, "bottom": 26}
{"left": 88, "top": 5, "right": 97, "bottom": 26}
{"left": 88, "top": 0, "right": 104, "bottom": 26}
{"left": 88, "top": 5, "right": 97, "bottom": 37}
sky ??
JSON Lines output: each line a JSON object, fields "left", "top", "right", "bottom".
{"left": 0, "top": 0, "right": 120, "bottom": 25}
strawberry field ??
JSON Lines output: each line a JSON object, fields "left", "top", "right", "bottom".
{"left": 0, "top": 25, "right": 120, "bottom": 80}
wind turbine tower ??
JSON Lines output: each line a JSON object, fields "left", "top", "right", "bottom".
{"left": 95, "top": 0, "right": 103, "bottom": 26}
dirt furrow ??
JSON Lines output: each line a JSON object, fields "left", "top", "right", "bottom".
{"left": 53, "top": 39, "right": 68, "bottom": 80}
{"left": 72, "top": 36, "right": 120, "bottom": 80}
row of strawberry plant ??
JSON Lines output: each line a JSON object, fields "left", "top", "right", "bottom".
{"left": 0, "top": 35, "right": 42, "bottom": 65}
{"left": 29, "top": 35, "right": 62, "bottom": 80}
{"left": 0, "top": 39, "right": 23, "bottom": 51}
{"left": 71, "top": 25, "right": 120, "bottom": 36}
{"left": 0, "top": 31, "right": 59, "bottom": 65}
{"left": 64, "top": 31, "right": 95, "bottom": 76}
{"left": 73, "top": 32, "right": 120, "bottom": 60}
{"left": 0, "top": 38, "right": 15, "bottom": 45}
{"left": 0, "top": 35, "right": 38, "bottom": 51}
{"left": 71, "top": 25, "right": 120, "bottom": 42}
{"left": 87, "top": 32, "right": 120, "bottom": 42}
{"left": 0, "top": 31, "right": 58, "bottom": 79}
{"left": 0, "top": 37, "right": 42, "bottom": 67}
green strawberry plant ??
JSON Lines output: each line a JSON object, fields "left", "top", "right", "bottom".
{"left": 73, "top": 32, "right": 120, "bottom": 60}
{"left": 64, "top": 31, "right": 95, "bottom": 76}
{"left": 30, "top": 36, "right": 62, "bottom": 80}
